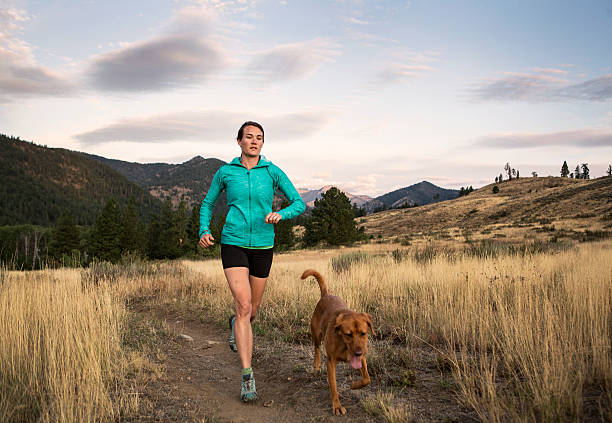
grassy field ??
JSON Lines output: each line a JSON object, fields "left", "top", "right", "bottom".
{"left": 1, "top": 239, "right": 610, "bottom": 422}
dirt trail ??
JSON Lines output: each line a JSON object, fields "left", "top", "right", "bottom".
{"left": 131, "top": 304, "right": 382, "bottom": 423}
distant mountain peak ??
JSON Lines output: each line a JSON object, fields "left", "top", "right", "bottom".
{"left": 298, "top": 185, "right": 372, "bottom": 207}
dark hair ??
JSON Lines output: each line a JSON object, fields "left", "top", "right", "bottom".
{"left": 237, "top": 121, "right": 264, "bottom": 141}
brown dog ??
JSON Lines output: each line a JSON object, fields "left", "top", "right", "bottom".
{"left": 301, "top": 269, "right": 375, "bottom": 415}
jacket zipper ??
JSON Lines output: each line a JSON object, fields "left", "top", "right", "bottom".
{"left": 247, "top": 169, "right": 252, "bottom": 247}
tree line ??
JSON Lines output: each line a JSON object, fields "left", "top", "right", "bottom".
{"left": 493, "top": 161, "right": 612, "bottom": 183}
{"left": 0, "top": 187, "right": 365, "bottom": 269}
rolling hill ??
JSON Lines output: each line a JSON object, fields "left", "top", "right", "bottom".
{"left": 359, "top": 176, "right": 612, "bottom": 242}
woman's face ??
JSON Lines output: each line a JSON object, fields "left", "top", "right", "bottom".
{"left": 237, "top": 125, "right": 264, "bottom": 158}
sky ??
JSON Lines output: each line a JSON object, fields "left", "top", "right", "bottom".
{"left": 1, "top": 0, "right": 611, "bottom": 197}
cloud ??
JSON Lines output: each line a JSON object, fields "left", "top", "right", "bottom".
{"left": 74, "top": 109, "right": 334, "bottom": 145}
{"left": 346, "top": 16, "right": 369, "bottom": 25}
{"left": 339, "top": 174, "right": 380, "bottom": 194}
{"left": 475, "top": 129, "right": 612, "bottom": 149}
{"left": 560, "top": 75, "right": 612, "bottom": 101}
{"left": 0, "top": 3, "right": 75, "bottom": 99}
{"left": 371, "top": 51, "right": 438, "bottom": 85}
{"left": 472, "top": 70, "right": 612, "bottom": 102}
{"left": 375, "top": 63, "right": 435, "bottom": 84}
{"left": 246, "top": 38, "right": 340, "bottom": 83}
{"left": 87, "top": 34, "right": 229, "bottom": 92}
{"left": 188, "top": 0, "right": 258, "bottom": 14}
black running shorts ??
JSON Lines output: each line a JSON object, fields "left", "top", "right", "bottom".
{"left": 221, "top": 244, "right": 274, "bottom": 278}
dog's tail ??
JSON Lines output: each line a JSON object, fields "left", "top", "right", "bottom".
{"left": 301, "top": 269, "right": 328, "bottom": 297}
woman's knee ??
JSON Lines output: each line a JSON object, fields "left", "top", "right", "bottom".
{"left": 235, "top": 299, "right": 252, "bottom": 318}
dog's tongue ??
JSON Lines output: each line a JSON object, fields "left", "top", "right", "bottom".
{"left": 350, "top": 355, "right": 362, "bottom": 369}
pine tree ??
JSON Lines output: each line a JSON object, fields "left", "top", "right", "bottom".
{"left": 159, "top": 197, "right": 180, "bottom": 259}
{"left": 274, "top": 200, "right": 295, "bottom": 251}
{"left": 303, "top": 187, "right": 360, "bottom": 246}
{"left": 147, "top": 215, "right": 162, "bottom": 259}
{"left": 120, "top": 198, "right": 142, "bottom": 255}
{"left": 51, "top": 210, "right": 80, "bottom": 259}
{"left": 607, "top": 164, "right": 612, "bottom": 176}
{"left": 561, "top": 161, "right": 569, "bottom": 177}
{"left": 575, "top": 165, "right": 582, "bottom": 179}
{"left": 90, "top": 198, "right": 121, "bottom": 262}
{"left": 504, "top": 163, "right": 512, "bottom": 180}
{"left": 174, "top": 196, "right": 189, "bottom": 256}
{"left": 186, "top": 204, "right": 201, "bottom": 256}
{"left": 581, "top": 163, "right": 590, "bottom": 180}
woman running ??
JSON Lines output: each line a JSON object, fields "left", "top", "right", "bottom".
{"left": 198, "top": 121, "right": 305, "bottom": 402}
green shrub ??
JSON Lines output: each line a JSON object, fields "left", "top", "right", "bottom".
{"left": 331, "top": 251, "right": 372, "bottom": 273}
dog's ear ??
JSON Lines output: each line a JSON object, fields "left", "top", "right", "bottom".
{"left": 334, "top": 313, "right": 346, "bottom": 333}
{"left": 362, "top": 313, "right": 376, "bottom": 336}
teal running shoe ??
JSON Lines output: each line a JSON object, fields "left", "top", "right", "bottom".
{"left": 228, "top": 315, "right": 237, "bottom": 352}
{"left": 240, "top": 370, "right": 258, "bottom": 402}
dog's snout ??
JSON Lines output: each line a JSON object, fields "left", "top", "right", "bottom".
{"left": 354, "top": 350, "right": 363, "bottom": 356}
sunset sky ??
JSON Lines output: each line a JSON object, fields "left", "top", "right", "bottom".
{"left": 1, "top": 0, "right": 611, "bottom": 196}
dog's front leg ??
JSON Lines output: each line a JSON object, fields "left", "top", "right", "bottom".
{"left": 326, "top": 358, "right": 346, "bottom": 415}
{"left": 313, "top": 345, "right": 322, "bottom": 374}
{"left": 350, "top": 356, "right": 371, "bottom": 389}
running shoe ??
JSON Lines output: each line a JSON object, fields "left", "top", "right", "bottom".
{"left": 240, "top": 370, "right": 258, "bottom": 402}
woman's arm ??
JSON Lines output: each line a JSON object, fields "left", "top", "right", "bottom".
{"left": 272, "top": 165, "right": 306, "bottom": 220}
{"left": 199, "top": 168, "right": 224, "bottom": 238}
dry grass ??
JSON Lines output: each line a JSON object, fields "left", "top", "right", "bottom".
{"left": 0, "top": 269, "right": 141, "bottom": 422}
{"left": 134, "top": 241, "right": 611, "bottom": 422}
{"left": 360, "top": 176, "right": 612, "bottom": 242}
{"left": 1, "top": 239, "right": 610, "bottom": 422}
{"left": 362, "top": 391, "right": 415, "bottom": 423}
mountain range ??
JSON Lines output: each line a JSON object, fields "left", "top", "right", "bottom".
{"left": 1, "top": 134, "right": 460, "bottom": 226}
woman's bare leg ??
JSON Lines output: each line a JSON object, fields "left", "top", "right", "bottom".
{"left": 224, "top": 267, "right": 253, "bottom": 368}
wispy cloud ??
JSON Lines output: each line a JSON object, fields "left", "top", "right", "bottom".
{"left": 188, "top": 0, "right": 258, "bottom": 14}
{"left": 74, "top": 109, "right": 334, "bottom": 145}
{"left": 0, "top": 3, "right": 75, "bottom": 99}
{"left": 375, "top": 63, "right": 435, "bottom": 84}
{"left": 475, "top": 129, "right": 612, "bottom": 149}
{"left": 246, "top": 38, "right": 340, "bottom": 83}
{"left": 472, "top": 69, "right": 612, "bottom": 102}
{"left": 371, "top": 50, "right": 438, "bottom": 85}
{"left": 346, "top": 16, "right": 369, "bottom": 25}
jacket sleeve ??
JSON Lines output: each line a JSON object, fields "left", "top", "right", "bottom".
{"left": 272, "top": 165, "right": 305, "bottom": 220}
{"left": 199, "top": 168, "right": 224, "bottom": 238}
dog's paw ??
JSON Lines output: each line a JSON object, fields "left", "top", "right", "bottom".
{"left": 350, "top": 378, "right": 370, "bottom": 389}
{"left": 332, "top": 405, "right": 347, "bottom": 415}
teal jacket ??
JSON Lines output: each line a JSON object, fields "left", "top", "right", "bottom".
{"left": 199, "top": 156, "right": 305, "bottom": 247}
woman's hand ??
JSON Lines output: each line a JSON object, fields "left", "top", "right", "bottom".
{"left": 265, "top": 212, "right": 282, "bottom": 224}
{"left": 199, "top": 234, "right": 215, "bottom": 248}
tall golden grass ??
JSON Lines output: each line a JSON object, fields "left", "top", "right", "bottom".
{"left": 159, "top": 242, "right": 612, "bottom": 422}
{"left": 0, "top": 269, "right": 138, "bottom": 423}
{"left": 1, "top": 240, "right": 610, "bottom": 422}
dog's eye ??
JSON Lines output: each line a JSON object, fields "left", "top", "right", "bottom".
{"left": 345, "top": 332, "right": 353, "bottom": 337}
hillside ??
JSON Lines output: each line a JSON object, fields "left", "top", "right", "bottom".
{"left": 83, "top": 154, "right": 225, "bottom": 209}
{"left": 359, "top": 176, "right": 612, "bottom": 241}
{"left": 364, "top": 181, "right": 459, "bottom": 213}
{"left": 0, "top": 135, "right": 162, "bottom": 226}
